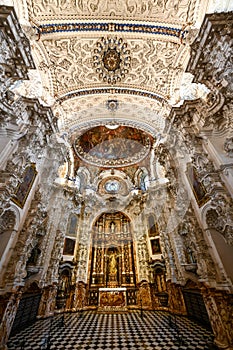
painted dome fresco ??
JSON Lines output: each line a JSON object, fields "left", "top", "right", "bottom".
{"left": 73, "top": 125, "right": 151, "bottom": 167}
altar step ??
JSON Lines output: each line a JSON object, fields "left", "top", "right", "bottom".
{"left": 97, "top": 306, "right": 128, "bottom": 313}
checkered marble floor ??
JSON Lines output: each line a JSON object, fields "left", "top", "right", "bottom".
{"left": 8, "top": 310, "right": 215, "bottom": 350}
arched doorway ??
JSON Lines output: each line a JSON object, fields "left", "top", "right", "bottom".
{"left": 10, "top": 283, "right": 42, "bottom": 336}
{"left": 88, "top": 212, "right": 137, "bottom": 308}
{"left": 182, "top": 280, "right": 211, "bottom": 327}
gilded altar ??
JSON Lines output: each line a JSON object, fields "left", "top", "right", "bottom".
{"left": 89, "top": 213, "right": 136, "bottom": 289}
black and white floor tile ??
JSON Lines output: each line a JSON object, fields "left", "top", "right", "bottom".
{"left": 7, "top": 310, "right": 215, "bottom": 350}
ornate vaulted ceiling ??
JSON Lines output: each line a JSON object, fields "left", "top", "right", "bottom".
{"left": 26, "top": 0, "right": 202, "bottom": 23}
{"left": 12, "top": 0, "right": 210, "bottom": 137}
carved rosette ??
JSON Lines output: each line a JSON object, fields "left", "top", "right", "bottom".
{"left": 93, "top": 37, "right": 131, "bottom": 84}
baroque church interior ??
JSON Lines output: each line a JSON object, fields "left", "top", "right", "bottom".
{"left": 0, "top": 0, "right": 233, "bottom": 349}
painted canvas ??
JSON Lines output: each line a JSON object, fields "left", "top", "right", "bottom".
{"left": 151, "top": 238, "right": 161, "bottom": 255}
{"left": 148, "top": 215, "right": 159, "bottom": 237}
{"left": 187, "top": 165, "right": 209, "bottom": 207}
{"left": 11, "top": 164, "right": 37, "bottom": 209}
{"left": 63, "top": 238, "right": 76, "bottom": 255}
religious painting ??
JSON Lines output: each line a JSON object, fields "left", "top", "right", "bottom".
{"left": 186, "top": 164, "right": 209, "bottom": 207}
{"left": 148, "top": 215, "right": 159, "bottom": 237}
{"left": 63, "top": 238, "right": 75, "bottom": 255}
{"left": 151, "top": 238, "right": 161, "bottom": 255}
{"left": 74, "top": 125, "right": 151, "bottom": 167}
{"left": 11, "top": 164, "right": 37, "bottom": 209}
{"left": 67, "top": 214, "right": 78, "bottom": 236}
{"left": 99, "top": 291, "right": 125, "bottom": 307}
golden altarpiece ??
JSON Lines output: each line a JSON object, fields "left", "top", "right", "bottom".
{"left": 88, "top": 212, "right": 137, "bottom": 309}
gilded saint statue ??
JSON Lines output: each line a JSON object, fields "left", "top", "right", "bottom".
{"left": 110, "top": 221, "right": 115, "bottom": 233}
{"left": 109, "top": 251, "right": 117, "bottom": 275}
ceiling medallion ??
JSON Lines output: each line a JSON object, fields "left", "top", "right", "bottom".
{"left": 93, "top": 37, "right": 131, "bottom": 84}
{"left": 103, "top": 48, "right": 120, "bottom": 71}
{"left": 106, "top": 99, "right": 119, "bottom": 112}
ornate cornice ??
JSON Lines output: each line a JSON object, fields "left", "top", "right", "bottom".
{"left": 187, "top": 11, "right": 233, "bottom": 88}
{"left": 58, "top": 87, "right": 165, "bottom": 104}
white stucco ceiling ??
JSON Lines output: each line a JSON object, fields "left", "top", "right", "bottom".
{"left": 7, "top": 0, "right": 223, "bottom": 136}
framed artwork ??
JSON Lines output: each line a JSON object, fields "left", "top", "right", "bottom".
{"left": 186, "top": 164, "right": 209, "bottom": 207}
{"left": 67, "top": 214, "right": 78, "bottom": 236}
{"left": 11, "top": 164, "right": 37, "bottom": 209}
{"left": 148, "top": 215, "right": 159, "bottom": 237}
{"left": 151, "top": 238, "right": 161, "bottom": 255}
{"left": 63, "top": 238, "right": 75, "bottom": 255}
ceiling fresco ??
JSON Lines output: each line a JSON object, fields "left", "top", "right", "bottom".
{"left": 74, "top": 126, "right": 152, "bottom": 167}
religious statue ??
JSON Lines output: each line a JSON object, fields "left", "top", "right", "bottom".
{"left": 110, "top": 221, "right": 115, "bottom": 233}
{"left": 27, "top": 245, "right": 41, "bottom": 265}
{"left": 60, "top": 275, "right": 69, "bottom": 296}
{"left": 109, "top": 252, "right": 117, "bottom": 274}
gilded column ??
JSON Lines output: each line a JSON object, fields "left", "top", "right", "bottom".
{"left": 38, "top": 284, "right": 57, "bottom": 318}
{"left": 202, "top": 287, "right": 233, "bottom": 350}
{"left": 0, "top": 287, "right": 23, "bottom": 350}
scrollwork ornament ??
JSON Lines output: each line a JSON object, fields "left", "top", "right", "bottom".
{"left": 206, "top": 193, "right": 233, "bottom": 245}
{"left": 0, "top": 210, "right": 16, "bottom": 233}
{"left": 224, "top": 137, "right": 233, "bottom": 158}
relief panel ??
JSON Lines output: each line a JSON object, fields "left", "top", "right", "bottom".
{"left": 27, "top": 0, "right": 201, "bottom": 24}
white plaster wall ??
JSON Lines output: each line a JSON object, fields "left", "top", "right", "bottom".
{"left": 207, "top": 0, "right": 233, "bottom": 13}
